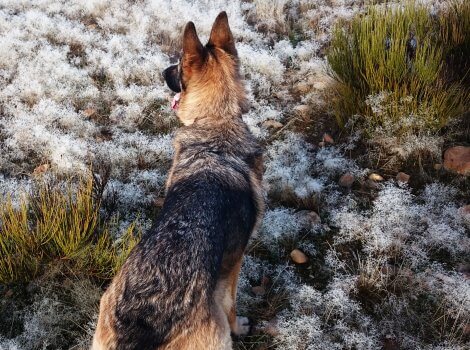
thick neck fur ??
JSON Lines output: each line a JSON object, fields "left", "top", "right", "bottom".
{"left": 167, "top": 117, "right": 261, "bottom": 191}
{"left": 177, "top": 49, "right": 248, "bottom": 126}
{"left": 175, "top": 117, "right": 258, "bottom": 156}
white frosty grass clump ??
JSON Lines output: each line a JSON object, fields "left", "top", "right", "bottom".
{"left": 331, "top": 182, "right": 469, "bottom": 266}
{"left": 0, "top": 175, "right": 31, "bottom": 202}
{"left": 237, "top": 256, "right": 298, "bottom": 314}
{"left": 238, "top": 43, "right": 285, "bottom": 97}
{"left": 365, "top": 92, "right": 445, "bottom": 163}
{"left": 314, "top": 145, "right": 363, "bottom": 177}
{"left": 264, "top": 132, "right": 365, "bottom": 200}
{"left": 265, "top": 133, "right": 324, "bottom": 198}
{"left": 260, "top": 207, "right": 313, "bottom": 241}
{"left": 243, "top": 104, "right": 284, "bottom": 139}
{"left": 323, "top": 181, "right": 470, "bottom": 346}
{"left": 0, "top": 278, "right": 101, "bottom": 350}
{"left": 0, "top": 0, "right": 304, "bottom": 210}
{"left": 274, "top": 278, "right": 380, "bottom": 350}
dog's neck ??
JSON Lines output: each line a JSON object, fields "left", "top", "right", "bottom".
{"left": 176, "top": 57, "right": 248, "bottom": 126}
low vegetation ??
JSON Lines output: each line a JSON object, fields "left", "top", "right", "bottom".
{"left": 0, "top": 177, "right": 140, "bottom": 284}
{"left": 328, "top": 1, "right": 469, "bottom": 136}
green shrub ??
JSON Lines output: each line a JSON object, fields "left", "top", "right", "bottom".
{"left": 328, "top": 1, "right": 469, "bottom": 135}
{"left": 0, "top": 178, "right": 140, "bottom": 284}
{"left": 440, "top": 0, "right": 470, "bottom": 85}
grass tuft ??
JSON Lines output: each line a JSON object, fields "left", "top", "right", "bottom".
{"left": 0, "top": 177, "right": 140, "bottom": 284}
{"left": 328, "top": 1, "right": 469, "bottom": 135}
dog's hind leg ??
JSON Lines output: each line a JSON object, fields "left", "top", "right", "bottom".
{"left": 91, "top": 288, "right": 117, "bottom": 350}
{"left": 216, "top": 256, "right": 250, "bottom": 336}
{"left": 162, "top": 304, "right": 232, "bottom": 350}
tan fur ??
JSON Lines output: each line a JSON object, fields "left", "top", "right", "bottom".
{"left": 92, "top": 276, "right": 119, "bottom": 349}
{"left": 177, "top": 48, "right": 248, "bottom": 126}
{"left": 249, "top": 156, "right": 265, "bottom": 233}
{"left": 221, "top": 257, "right": 243, "bottom": 333}
{"left": 166, "top": 120, "right": 256, "bottom": 189}
{"left": 161, "top": 301, "right": 232, "bottom": 350}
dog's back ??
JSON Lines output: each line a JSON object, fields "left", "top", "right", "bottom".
{"left": 92, "top": 12, "right": 264, "bottom": 350}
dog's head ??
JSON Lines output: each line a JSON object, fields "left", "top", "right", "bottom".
{"left": 162, "top": 12, "right": 248, "bottom": 125}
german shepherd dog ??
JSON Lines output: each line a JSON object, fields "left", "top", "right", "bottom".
{"left": 91, "top": 12, "right": 264, "bottom": 350}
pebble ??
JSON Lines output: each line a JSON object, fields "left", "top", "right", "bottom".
{"left": 33, "top": 163, "right": 49, "bottom": 176}
{"left": 339, "top": 173, "right": 354, "bottom": 188}
{"left": 262, "top": 120, "right": 283, "bottom": 129}
{"left": 294, "top": 81, "right": 310, "bottom": 94}
{"left": 83, "top": 108, "right": 96, "bottom": 118}
{"left": 295, "top": 210, "right": 321, "bottom": 225}
{"left": 323, "top": 133, "right": 334, "bottom": 144}
{"left": 290, "top": 249, "right": 309, "bottom": 264}
{"left": 251, "top": 285, "right": 266, "bottom": 296}
{"left": 396, "top": 172, "right": 410, "bottom": 183}
{"left": 368, "top": 173, "right": 384, "bottom": 181}
{"left": 459, "top": 204, "right": 470, "bottom": 216}
{"left": 293, "top": 104, "right": 310, "bottom": 117}
{"left": 443, "top": 146, "right": 470, "bottom": 175}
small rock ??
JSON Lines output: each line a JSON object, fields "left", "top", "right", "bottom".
{"left": 83, "top": 108, "right": 96, "bottom": 118}
{"left": 251, "top": 285, "right": 266, "bottom": 296}
{"left": 323, "top": 133, "right": 334, "bottom": 144}
{"left": 295, "top": 210, "right": 321, "bottom": 226}
{"left": 313, "top": 81, "right": 327, "bottom": 90}
{"left": 262, "top": 120, "right": 283, "bottom": 129}
{"left": 368, "top": 173, "right": 384, "bottom": 182}
{"left": 463, "top": 323, "right": 470, "bottom": 337}
{"left": 396, "top": 172, "right": 410, "bottom": 183}
{"left": 433, "top": 163, "right": 442, "bottom": 170}
{"left": 318, "top": 141, "right": 325, "bottom": 147}
{"left": 33, "top": 163, "right": 49, "bottom": 175}
{"left": 339, "top": 173, "right": 354, "bottom": 188}
{"left": 443, "top": 146, "right": 470, "bottom": 175}
{"left": 293, "top": 104, "right": 310, "bottom": 117}
{"left": 290, "top": 249, "right": 308, "bottom": 264}
{"left": 456, "top": 263, "right": 470, "bottom": 279}
{"left": 459, "top": 204, "right": 470, "bottom": 216}
{"left": 294, "top": 81, "right": 310, "bottom": 94}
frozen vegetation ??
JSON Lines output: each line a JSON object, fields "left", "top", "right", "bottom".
{"left": 0, "top": 1, "right": 468, "bottom": 349}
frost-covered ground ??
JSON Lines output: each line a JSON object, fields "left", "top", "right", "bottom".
{"left": 0, "top": 1, "right": 468, "bottom": 349}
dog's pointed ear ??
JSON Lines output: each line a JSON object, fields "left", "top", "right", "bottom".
{"left": 208, "top": 11, "right": 237, "bottom": 56}
{"left": 182, "top": 21, "right": 204, "bottom": 64}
